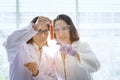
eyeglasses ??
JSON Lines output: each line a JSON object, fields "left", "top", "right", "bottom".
{"left": 37, "top": 29, "right": 49, "bottom": 35}
{"left": 54, "top": 25, "right": 70, "bottom": 34}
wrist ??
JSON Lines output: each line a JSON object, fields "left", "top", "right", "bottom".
{"left": 71, "top": 49, "right": 77, "bottom": 56}
{"left": 32, "top": 23, "right": 39, "bottom": 31}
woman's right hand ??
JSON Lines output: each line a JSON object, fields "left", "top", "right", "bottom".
{"left": 33, "top": 16, "right": 52, "bottom": 31}
{"left": 24, "top": 62, "right": 39, "bottom": 76}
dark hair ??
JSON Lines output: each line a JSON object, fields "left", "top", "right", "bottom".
{"left": 53, "top": 14, "right": 80, "bottom": 43}
{"left": 30, "top": 16, "right": 39, "bottom": 23}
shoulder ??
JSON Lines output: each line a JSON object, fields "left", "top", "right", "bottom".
{"left": 72, "top": 40, "right": 92, "bottom": 51}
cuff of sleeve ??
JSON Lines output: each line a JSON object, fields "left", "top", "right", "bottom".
{"left": 27, "top": 23, "right": 38, "bottom": 34}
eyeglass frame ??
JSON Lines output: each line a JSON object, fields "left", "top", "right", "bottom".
{"left": 54, "top": 25, "right": 70, "bottom": 34}
{"left": 37, "top": 29, "right": 49, "bottom": 35}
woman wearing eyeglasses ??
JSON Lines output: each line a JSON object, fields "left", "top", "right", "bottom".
{"left": 3, "top": 16, "right": 57, "bottom": 80}
{"left": 53, "top": 14, "right": 100, "bottom": 80}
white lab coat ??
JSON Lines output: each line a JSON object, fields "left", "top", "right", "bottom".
{"left": 54, "top": 41, "right": 100, "bottom": 80}
{"left": 3, "top": 24, "right": 57, "bottom": 80}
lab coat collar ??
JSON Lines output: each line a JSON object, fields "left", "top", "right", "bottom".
{"left": 72, "top": 40, "right": 80, "bottom": 48}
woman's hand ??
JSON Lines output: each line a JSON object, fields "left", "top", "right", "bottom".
{"left": 33, "top": 16, "right": 52, "bottom": 31}
{"left": 24, "top": 62, "right": 39, "bottom": 76}
{"left": 56, "top": 39, "right": 77, "bottom": 56}
{"left": 60, "top": 44, "right": 77, "bottom": 56}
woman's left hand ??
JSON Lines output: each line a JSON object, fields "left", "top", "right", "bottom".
{"left": 24, "top": 62, "right": 39, "bottom": 76}
{"left": 56, "top": 39, "right": 77, "bottom": 56}
{"left": 60, "top": 44, "right": 77, "bottom": 56}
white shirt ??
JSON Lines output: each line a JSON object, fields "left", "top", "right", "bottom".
{"left": 3, "top": 24, "right": 57, "bottom": 80}
{"left": 54, "top": 41, "right": 100, "bottom": 80}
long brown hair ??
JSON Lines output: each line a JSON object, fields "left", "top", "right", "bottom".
{"left": 53, "top": 14, "right": 80, "bottom": 43}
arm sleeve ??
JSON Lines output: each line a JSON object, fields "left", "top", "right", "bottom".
{"left": 32, "top": 72, "right": 57, "bottom": 80}
{"left": 3, "top": 24, "right": 37, "bottom": 63}
{"left": 75, "top": 42, "right": 100, "bottom": 73}
{"left": 32, "top": 59, "right": 57, "bottom": 80}
{"left": 3, "top": 24, "right": 37, "bottom": 49}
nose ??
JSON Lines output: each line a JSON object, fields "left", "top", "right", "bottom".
{"left": 59, "top": 30, "right": 64, "bottom": 36}
{"left": 41, "top": 33, "right": 46, "bottom": 37}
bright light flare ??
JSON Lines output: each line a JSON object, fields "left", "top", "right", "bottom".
{"left": 43, "top": 39, "right": 60, "bottom": 58}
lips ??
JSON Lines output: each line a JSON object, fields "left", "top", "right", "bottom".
{"left": 59, "top": 36, "right": 67, "bottom": 40}
{"left": 39, "top": 39, "right": 45, "bottom": 42}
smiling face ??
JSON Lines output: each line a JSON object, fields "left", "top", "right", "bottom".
{"left": 33, "top": 25, "right": 49, "bottom": 48}
{"left": 54, "top": 20, "right": 71, "bottom": 44}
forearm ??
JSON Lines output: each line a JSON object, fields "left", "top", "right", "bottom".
{"left": 4, "top": 24, "right": 37, "bottom": 49}
{"left": 80, "top": 53, "right": 100, "bottom": 72}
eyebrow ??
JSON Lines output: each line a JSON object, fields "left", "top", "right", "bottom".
{"left": 55, "top": 25, "right": 70, "bottom": 27}
{"left": 38, "top": 29, "right": 49, "bottom": 32}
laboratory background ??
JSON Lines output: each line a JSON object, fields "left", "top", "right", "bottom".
{"left": 0, "top": 0, "right": 120, "bottom": 80}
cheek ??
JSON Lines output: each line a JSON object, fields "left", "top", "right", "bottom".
{"left": 67, "top": 33, "right": 70, "bottom": 38}
{"left": 43, "top": 35, "right": 48, "bottom": 40}
{"left": 33, "top": 35, "right": 36, "bottom": 39}
{"left": 66, "top": 31, "right": 70, "bottom": 37}
{"left": 34, "top": 35, "right": 40, "bottom": 39}
{"left": 32, "top": 36, "right": 39, "bottom": 42}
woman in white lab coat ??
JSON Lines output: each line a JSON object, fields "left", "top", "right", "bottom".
{"left": 53, "top": 14, "right": 100, "bottom": 80}
{"left": 3, "top": 16, "right": 57, "bottom": 80}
